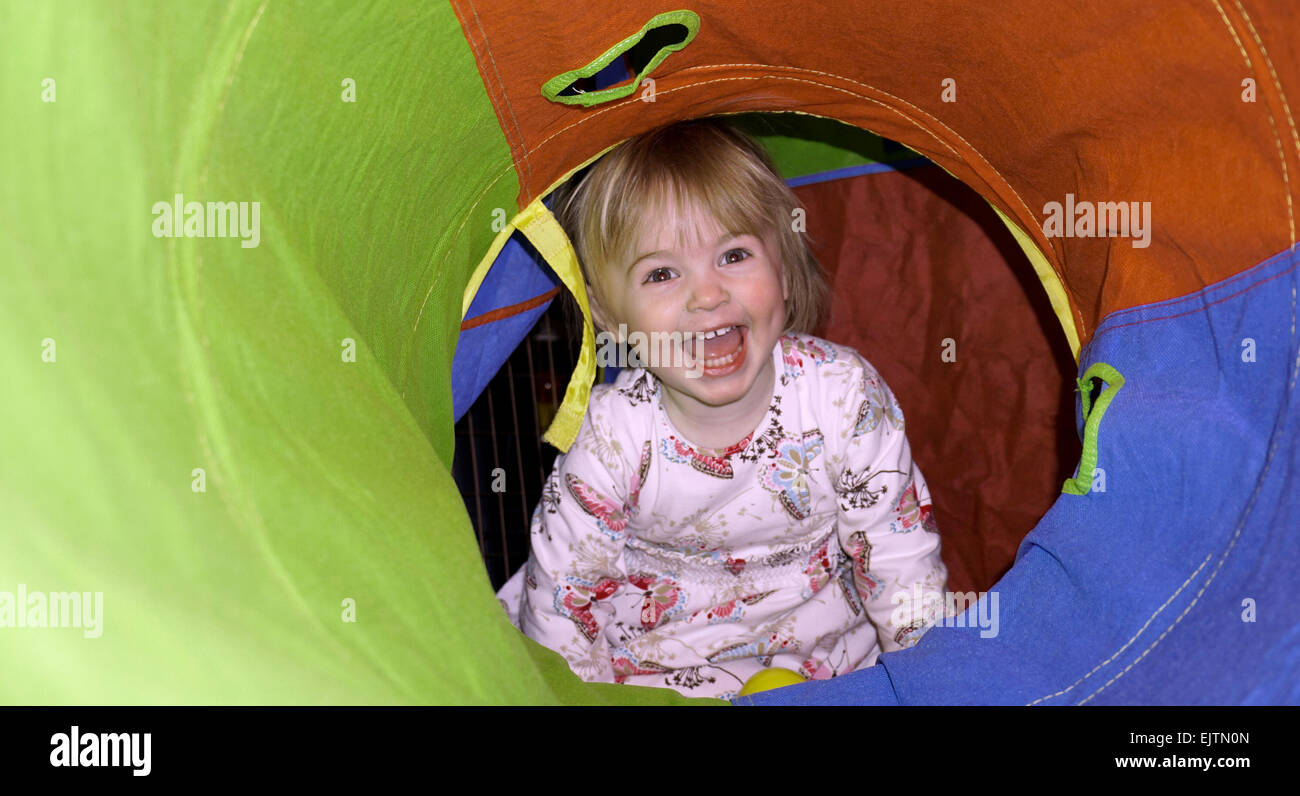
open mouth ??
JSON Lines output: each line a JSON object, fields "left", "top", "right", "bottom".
{"left": 682, "top": 325, "right": 746, "bottom": 373}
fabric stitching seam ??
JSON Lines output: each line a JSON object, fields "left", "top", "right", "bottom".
{"left": 465, "top": 0, "right": 534, "bottom": 196}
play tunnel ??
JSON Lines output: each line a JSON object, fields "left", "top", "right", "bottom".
{"left": 2, "top": 1, "right": 1297, "bottom": 704}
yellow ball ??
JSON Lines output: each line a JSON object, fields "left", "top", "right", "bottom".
{"left": 738, "top": 667, "right": 806, "bottom": 696}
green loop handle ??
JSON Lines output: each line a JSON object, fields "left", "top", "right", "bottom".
{"left": 541, "top": 10, "right": 700, "bottom": 107}
{"left": 1062, "top": 362, "right": 1126, "bottom": 495}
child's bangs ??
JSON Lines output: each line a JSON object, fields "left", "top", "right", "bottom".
{"left": 569, "top": 118, "right": 804, "bottom": 308}
{"left": 633, "top": 162, "right": 778, "bottom": 259}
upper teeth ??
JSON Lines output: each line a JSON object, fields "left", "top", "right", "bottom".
{"left": 700, "top": 326, "right": 734, "bottom": 340}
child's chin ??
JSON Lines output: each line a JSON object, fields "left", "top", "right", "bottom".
{"left": 663, "top": 370, "right": 747, "bottom": 406}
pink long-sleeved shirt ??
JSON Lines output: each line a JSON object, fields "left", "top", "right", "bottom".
{"left": 498, "top": 333, "right": 947, "bottom": 699}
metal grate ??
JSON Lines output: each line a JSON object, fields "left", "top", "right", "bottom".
{"left": 451, "top": 301, "right": 578, "bottom": 591}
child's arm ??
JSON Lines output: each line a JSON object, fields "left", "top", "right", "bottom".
{"left": 832, "top": 358, "right": 948, "bottom": 653}
{"left": 518, "top": 412, "right": 641, "bottom": 684}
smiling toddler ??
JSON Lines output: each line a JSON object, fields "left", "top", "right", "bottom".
{"left": 496, "top": 118, "right": 948, "bottom": 699}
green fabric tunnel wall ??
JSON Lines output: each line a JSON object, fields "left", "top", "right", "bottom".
{"left": 0, "top": 2, "right": 713, "bottom": 705}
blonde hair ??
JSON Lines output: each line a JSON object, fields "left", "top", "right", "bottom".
{"left": 550, "top": 117, "right": 829, "bottom": 335}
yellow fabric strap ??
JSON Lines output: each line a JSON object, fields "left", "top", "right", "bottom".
{"left": 461, "top": 224, "right": 515, "bottom": 320}
{"left": 991, "top": 205, "right": 1081, "bottom": 362}
{"left": 513, "top": 197, "right": 595, "bottom": 452}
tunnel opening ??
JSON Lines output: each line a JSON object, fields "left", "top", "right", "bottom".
{"left": 452, "top": 112, "right": 1080, "bottom": 597}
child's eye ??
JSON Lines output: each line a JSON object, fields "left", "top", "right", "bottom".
{"left": 721, "top": 248, "right": 751, "bottom": 265}
{"left": 643, "top": 267, "right": 674, "bottom": 284}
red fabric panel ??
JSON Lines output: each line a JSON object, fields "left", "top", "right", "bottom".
{"left": 801, "top": 167, "right": 1079, "bottom": 594}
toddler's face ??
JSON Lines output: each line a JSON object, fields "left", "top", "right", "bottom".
{"left": 588, "top": 201, "right": 788, "bottom": 412}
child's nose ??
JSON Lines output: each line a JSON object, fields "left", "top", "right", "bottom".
{"left": 686, "top": 271, "right": 729, "bottom": 312}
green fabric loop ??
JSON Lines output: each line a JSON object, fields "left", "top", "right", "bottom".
{"left": 540, "top": 10, "right": 700, "bottom": 107}
{"left": 1062, "top": 362, "right": 1126, "bottom": 495}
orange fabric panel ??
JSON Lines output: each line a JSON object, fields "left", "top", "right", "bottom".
{"left": 450, "top": 0, "right": 1300, "bottom": 346}
{"left": 800, "top": 167, "right": 1079, "bottom": 594}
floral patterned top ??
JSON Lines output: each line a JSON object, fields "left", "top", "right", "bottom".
{"left": 497, "top": 333, "right": 947, "bottom": 699}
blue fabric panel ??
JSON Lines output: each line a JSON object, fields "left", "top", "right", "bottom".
{"left": 785, "top": 157, "right": 930, "bottom": 188}
{"left": 592, "top": 54, "right": 631, "bottom": 88}
{"left": 741, "top": 247, "right": 1300, "bottom": 705}
{"left": 452, "top": 233, "right": 559, "bottom": 421}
